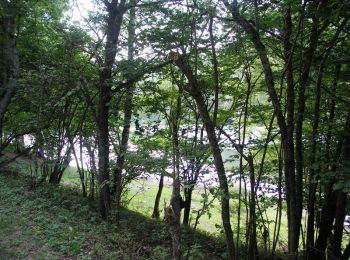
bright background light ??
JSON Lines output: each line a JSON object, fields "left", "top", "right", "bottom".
{"left": 66, "top": 0, "right": 95, "bottom": 25}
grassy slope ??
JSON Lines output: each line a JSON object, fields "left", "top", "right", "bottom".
{"left": 61, "top": 168, "right": 289, "bottom": 246}
{"left": 127, "top": 178, "right": 289, "bottom": 235}
{"left": 0, "top": 162, "right": 226, "bottom": 260}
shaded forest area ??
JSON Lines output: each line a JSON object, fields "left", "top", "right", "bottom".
{"left": 1, "top": 0, "right": 350, "bottom": 259}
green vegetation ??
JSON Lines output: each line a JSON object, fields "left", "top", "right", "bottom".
{"left": 0, "top": 168, "right": 227, "bottom": 259}
{"left": 1, "top": 0, "right": 350, "bottom": 259}
{"left": 126, "top": 178, "right": 289, "bottom": 240}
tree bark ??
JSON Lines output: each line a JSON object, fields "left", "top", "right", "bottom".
{"left": 295, "top": 3, "right": 323, "bottom": 251}
{"left": 166, "top": 86, "right": 182, "bottom": 260}
{"left": 152, "top": 171, "right": 164, "bottom": 219}
{"left": 114, "top": 0, "right": 136, "bottom": 220}
{"left": 221, "top": 2, "right": 300, "bottom": 256}
{"left": 312, "top": 106, "right": 350, "bottom": 258}
{"left": 247, "top": 156, "right": 259, "bottom": 260}
{"left": 0, "top": 6, "right": 19, "bottom": 136}
{"left": 170, "top": 52, "right": 236, "bottom": 260}
{"left": 97, "top": 0, "right": 126, "bottom": 219}
{"left": 306, "top": 16, "right": 347, "bottom": 253}
{"left": 332, "top": 191, "right": 347, "bottom": 258}
{"left": 209, "top": 13, "right": 219, "bottom": 125}
{"left": 85, "top": 139, "right": 97, "bottom": 199}
{"left": 182, "top": 186, "right": 193, "bottom": 226}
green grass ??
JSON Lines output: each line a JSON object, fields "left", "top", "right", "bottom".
{"left": 126, "top": 177, "right": 289, "bottom": 250}
{"left": 0, "top": 164, "right": 228, "bottom": 259}
{"left": 9, "top": 153, "right": 342, "bottom": 258}
{"left": 59, "top": 163, "right": 290, "bottom": 248}
{"left": 5, "top": 150, "right": 288, "bottom": 247}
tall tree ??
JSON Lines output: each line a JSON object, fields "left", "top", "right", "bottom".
{"left": 97, "top": 0, "right": 127, "bottom": 219}
{"left": 170, "top": 51, "right": 236, "bottom": 260}
{"left": 114, "top": 0, "right": 136, "bottom": 220}
{"left": 0, "top": 1, "right": 19, "bottom": 145}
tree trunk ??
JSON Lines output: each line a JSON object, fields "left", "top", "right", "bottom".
{"left": 85, "top": 140, "right": 97, "bottom": 199}
{"left": 0, "top": 6, "right": 19, "bottom": 136}
{"left": 152, "top": 171, "right": 164, "bottom": 219}
{"left": 306, "top": 17, "right": 347, "bottom": 251}
{"left": 170, "top": 52, "right": 236, "bottom": 260}
{"left": 15, "top": 136, "right": 25, "bottom": 153}
{"left": 209, "top": 13, "right": 219, "bottom": 125}
{"left": 307, "top": 63, "right": 340, "bottom": 253}
{"left": 182, "top": 187, "right": 193, "bottom": 226}
{"left": 166, "top": 87, "right": 182, "bottom": 260}
{"left": 331, "top": 106, "right": 350, "bottom": 258}
{"left": 247, "top": 156, "right": 258, "bottom": 260}
{"left": 70, "top": 136, "right": 87, "bottom": 197}
{"left": 295, "top": 4, "right": 321, "bottom": 253}
{"left": 272, "top": 148, "right": 283, "bottom": 256}
{"left": 331, "top": 191, "right": 347, "bottom": 258}
{"left": 114, "top": 0, "right": 136, "bottom": 221}
{"left": 97, "top": 83, "right": 112, "bottom": 218}
{"left": 312, "top": 106, "right": 350, "bottom": 258}
{"left": 97, "top": 1, "right": 125, "bottom": 219}
{"left": 222, "top": 2, "right": 300, "bottom": 257}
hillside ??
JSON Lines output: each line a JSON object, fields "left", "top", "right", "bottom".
{"left": 0, "top": 163, "right": 226, "bottom": 260}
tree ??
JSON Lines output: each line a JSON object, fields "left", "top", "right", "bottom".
{"left": 0, "top": 1, "right": 20, "bottom": 155}
{"left": 170, "top": 51, "right": 236, "bottom": 260}
{"left": 220, "top": 0, "right": 349, "bottom": 257}
{"left": 96, "top": 0, "right": 127, "bottom": 219}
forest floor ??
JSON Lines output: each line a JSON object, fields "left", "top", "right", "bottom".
{"left": 0, "top": 161, "right": 227, "bottom": 260}
{"left": 4, "top": 155, "right": 348, "bottom": 259}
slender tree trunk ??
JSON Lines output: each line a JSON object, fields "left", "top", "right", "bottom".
{"left": 247, "top": 156, "right": 258, "bottom": 260}
{"left": 85, "top": 140, "right": 97, "bottom": 199}
{"left": 272, "top": 148, "right": 283, "bottom": 256}
{"left": 282, "top": 7, "right": 300, "bottom": 256}
{"left": 307, "top": 64, "right": 340, "bottom": 254}
{"left": 0, "top": 6, "right": 19, "bottom": 137}
{"left": 79, "top": 134, "right": 87, "bottom": 197}
{"left": 312, "top": 107, "right": 350, "bottom": 258}
{"left": 332, "top": 191, "right": 347, "bottom": 258}
{"left": 183, "top": 116, "right": 203, "bottom": 226}
{"left": 182, "top": 187, "right": 193, "bottom": 226}
{"left": 152, "top": 171, "right": 164, "bottom": 219}
{"left": 165, "top": 87, "right": 182, "bottom": 260}
{"left": 305, "top": 16, "right": 347, "bottom": 251}
{"left": 70, "top": 135, "right": 87, "bottom": 197}
{"left": 222, "top": 2, "right": 303, "bottom": 257}
{"left": 170, "top": 52, "right": 236, "bottom": 260}
{"left": 306, "top": 62, "right": 325, "bottom": 253}
{"left": 114, "top": 0, "right": 136, "bottom": 221}
{"left": 295, "top": 4, "right": 322, "bottom": 253}
{"left": 97, "top": 1, "right": 125, "bottom": 219}
{"left": 309, "top": 63, "right": 337, "bottom": 258}
{"left": 15, "top": 136, "right": 25, "bottom": 153}
{"left": 331, "top": 106, "right": 350, "bottom": 258}
{"left": 209, "top": 12, "right": 219, "bottom": 125}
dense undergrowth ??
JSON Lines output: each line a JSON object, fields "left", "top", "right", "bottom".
{"left": 0, "top": 163, "right": 227, "bottom": 259}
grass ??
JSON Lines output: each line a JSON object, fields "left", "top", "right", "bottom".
{"left": 6, "top": 152, "right": 348, "bottom": 258}
{"left": 125, "top": 177, "right": 289, "bottom": 250}
{"left": 59, "top": 166, "right": 291, "bottom": 255}
{"left": 3, "top": 149, "right": 289, "bottom": 246}
{"left": 0, "top": 161, "right": 228, "bottom": 259}
{"left": 10, "top": 153, "right": 290, "bottom": 251}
